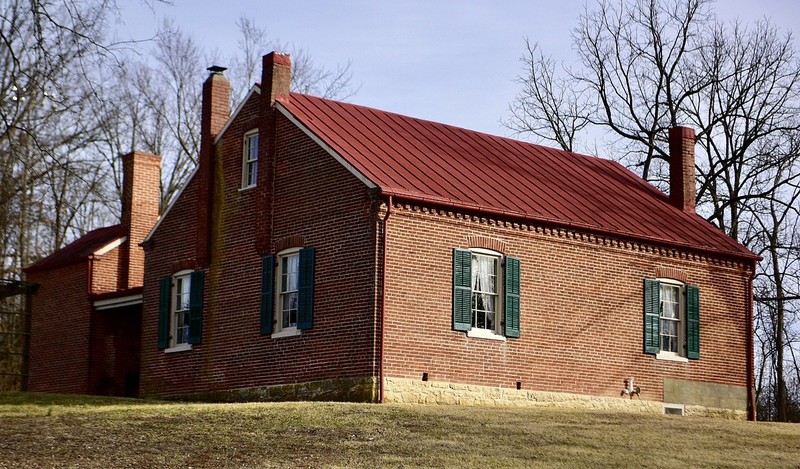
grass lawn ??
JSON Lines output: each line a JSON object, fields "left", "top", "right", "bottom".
{"left": 0, "top": 393, "right": 798, "bottom": 468}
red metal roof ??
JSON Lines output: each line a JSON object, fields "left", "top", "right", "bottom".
{"left": 280, "top": 93, "right": 755, "bottom": 260}
{"left": 24, "top": 224, "right": 126, "bottom": 273}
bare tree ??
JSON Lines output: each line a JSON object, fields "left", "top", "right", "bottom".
{"left": 505, "top": 40, "right": 591, "bottom": 152}
{"left": 101, "top": 16, "right": 358, "bottom": 211}
{"left": 749, "top": 131, "right": 800, "bottom": 421}
{"left": 507, "top": 0, "right": 800, "bottom": 420}
{"left": 0, "top": 0, "right": 122, "bottom": 278}
{"left": 230, "top": 16, "right": 357, "bottom": 104}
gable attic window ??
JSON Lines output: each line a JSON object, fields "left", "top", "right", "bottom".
{"left": 643, "top": 278, "right": 699, "bottom": 361}
{"left": 452, "top": 248, "right": 520, "bottom": 340}
{"left": 158, "top": 270, "right": 204, "bottom": 352}
{"left": 260, "top": 247, "right": 316, "bottom": 338}
{"left": 241, "top": 130, "right": 259, "bottom": 189}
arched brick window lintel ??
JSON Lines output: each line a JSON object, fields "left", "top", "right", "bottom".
{"left": 655, "top": 267, "right": 688, "bottom": 283}
{"left": 274, "top": 235, "right": 306, "bottom": 253}
{"left": 171, "top": 258, "right": 200, "bottom": 275}
{"left": 465, "top": 235, "right": 508, "bottom": 253}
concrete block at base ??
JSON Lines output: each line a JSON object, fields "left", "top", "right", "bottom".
{"left": 663, "top": 378, "right": 747, "bottom": 412}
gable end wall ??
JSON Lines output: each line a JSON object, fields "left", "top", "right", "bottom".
{"left": 140, "top": 95, "right": 377, "bottom": 398}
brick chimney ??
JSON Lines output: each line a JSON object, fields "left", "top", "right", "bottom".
{"left": 119, "top": 151, "right": 161, "bottom": 289}
{"left": 196, "top": 66, "right": 231, "bottom": 265}
{"left": 261, "top": 52, "right": 291, "bottom": 106}
{"left": 668, "top": 126, "right": 696, "bottom": 213}
{"left": 255, "top": 52, "right": 291, "bottom": 253}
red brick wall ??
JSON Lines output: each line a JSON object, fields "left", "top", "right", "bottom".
{"left": 27, "top": 263, "right": 92, "bottom": 393}
{"left": 140, "top": 93, "right": 377, "bottom": 397}
{"left": 382, "top": 204, "right": 751, "bottom": 401}
{"left": 91, "top": 247, "right": 120, "bottom": 294}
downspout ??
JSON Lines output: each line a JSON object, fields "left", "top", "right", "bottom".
{"left": 87, "top": 255, "right": 94, "bottom": 294}
{"left": 86, "top": 255, "right": 95, "bottom": 394}
{"left": 379, "top": 196, "right": 392, "bottom": 403}
{"left": 747, "top": 259, "right": 756, "bottom": 421}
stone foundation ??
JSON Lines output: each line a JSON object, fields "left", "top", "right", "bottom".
{"left": 160, "top": 376, "right": 377, "bottom": 403}
{"left": 383, "top": 377, "right": 746, "bottom": 419}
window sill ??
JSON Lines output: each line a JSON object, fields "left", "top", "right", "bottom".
{"left": 165, "top": 343, "right": 192, "bottom": 354}
{"left": 239, "top": 185, "right": 256, "bottom": 192}
{"left": 271, "top": 328, "right": 301, "bottom": 339}
{"left": 467, "top": 328, "right": 506, "bottom": 341}
{"left": 656, "top": 352, "right": 688, "bottom": 363}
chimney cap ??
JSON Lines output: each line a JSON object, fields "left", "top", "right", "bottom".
{"left": 207, "top": 65, "right": 227, "bottom": 74}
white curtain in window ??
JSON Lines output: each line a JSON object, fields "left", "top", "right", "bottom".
{"left": 284, "top": 255, "right": 299, "bottom": 292}
{"left": 472, "top": 256, "right": 497, "bottom": 320}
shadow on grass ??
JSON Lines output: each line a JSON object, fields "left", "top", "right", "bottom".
{"left": 0, "top": 391, "right": 159, "bottom": 407}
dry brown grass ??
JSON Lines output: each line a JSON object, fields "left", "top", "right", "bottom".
{"left": 1, "top": 392, "right": 798, "bottom": 468}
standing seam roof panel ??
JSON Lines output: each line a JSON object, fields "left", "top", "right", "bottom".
{"left": 381, "top": 111, "right": 509, "bottom": 209}
{"left": 280, "top": 93, "right": 755, "bottom": 259}
{"left": 288, "top": 95, "right": 409, "bottom": 189}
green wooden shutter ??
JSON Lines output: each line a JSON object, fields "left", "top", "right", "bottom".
{"left": 260, "top": 255, "right": 275, "bottom": 335}
{"left": 643, "top": 279, "right": 660, "bottom": 355}
{"left": 187, "top": 270, "right": 204, "bottom": 345}
{"left": 452, "top": 248, "right": 472, "bottom": 331}
{"left": 686, "top": 285, "right": 700, "bottom": 359}
{"left": 297, "top": 248, "right": 315, "bottom": 330}
{"left": 504, "top": 256, "right": 521, "bottom": 338}
{"left": 158, "top": 276, "right": 171, "bottom": 349}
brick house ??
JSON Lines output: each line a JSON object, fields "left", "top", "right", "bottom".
{"left": 24, "top": 152, "right": 160, "bottom": 396}
{"left": 137, "top": 51, "right": 757, "bottom": 419}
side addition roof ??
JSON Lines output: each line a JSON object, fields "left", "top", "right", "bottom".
{"left": 278, "top": 93, "right": 755, "bottom": 260}
{"left": 24, "top": 224, "right": 127, "bottom": 273}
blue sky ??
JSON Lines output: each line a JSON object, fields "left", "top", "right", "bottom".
{"left": 117, "top": 1, "right": 799, "bottom": 140}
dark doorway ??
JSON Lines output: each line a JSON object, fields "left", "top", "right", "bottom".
{"left": 90, "top": 304, "right": 142, "bottom": 397}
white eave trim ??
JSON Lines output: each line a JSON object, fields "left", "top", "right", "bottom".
{"left": 275, "top": 102, "right": 377, "bottom": 190}
{"left": 93, "top": 236, "right": 127, "bottom": 256}
{"left": 94, "top": 293, "right": 143, "bottom": 310}
{"left": 214, "top": 84, "right": 261, "bottom": 145}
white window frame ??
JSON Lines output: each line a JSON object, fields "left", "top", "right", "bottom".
{"left": 272, "top": 248, "right": 302, "bottom": 339}
{"left": 167, "top": 270, "right": 192, "bottom": 353}
{"left": 241, "top": 130, "right": 259, "bottom": 190}
{"left": 467, "top": 248, "right": 506, "bottom": 341}
{"left": 656, "top": 278, "right": 688, "bottom": 362}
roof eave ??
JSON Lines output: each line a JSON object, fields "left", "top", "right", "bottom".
{"left": 379, "top": 189, "right": 760, "bottom": 263}
{"left": 24, "top": 254, "right": 91, "bottom": 274}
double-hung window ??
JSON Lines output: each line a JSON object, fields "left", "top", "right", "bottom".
{"left": 453, "top": 248, "right": 520, "bottom": 339}
{"left": 173, "top": 273, "right": 191, "bottom": 346}
{"left": 471, "top": 252, "right": 499, "bottom": 332}
{"left": 242, "top": 131, "right": 259, "bottom": 189}
{"left": 279, "top": 252, "right": 300, "bottom": 330}
{"left": 260, "top": 247, "right": 316, "bottom": 338}
{"left": 158, "top": 270, "right": 205, "bottom": 351}
{"left": 643, "top": 279, "right": 699, "bottom": 360}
